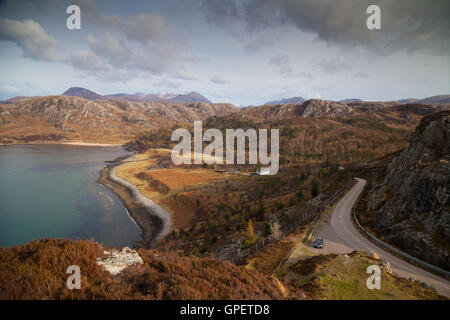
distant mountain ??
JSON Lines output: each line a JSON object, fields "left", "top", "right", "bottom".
{"left": 339, "top": 99, "right": 363, "bottom": 104}
{"left": 396, "top": 98, "right": 419, "bottom": 104}
{"left": 336, "top": 95, "right": 450, "bottom": 105}
{"left": 104, "top": 93, "right": 175, "bottom": 103}
{"left": 62, "top": 87, "right": 211, "bottom": 104}
{"left": 264, "top": 96, "right": 305, "bottom": 105}
{"left": 63, "top": 87, "right": 104, "bottom": 101}
{"left": 415, "top": 95, "right": 450, "bottom": 104}
{"left": 170, "top": 91, "right": 211, "bottom": 104}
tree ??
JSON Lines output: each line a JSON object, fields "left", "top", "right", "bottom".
{"left": 271, "top": 221, "right": 283, "bottom": 240}
{"left": 296, "top": 189, "right": 303, "bottom": 200}
{"left": 311, "top": 180, "right": 319, "bottom": 198}
{"left": 243, "top": 220, "right": 262, "bottom": 248}
{"left": 263, "top": 222, "right": 271, "bottom": 237}
{"left": 256, "top": 204, "right": 265, "bottom": 221}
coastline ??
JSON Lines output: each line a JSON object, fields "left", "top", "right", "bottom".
{"left": 98, "top": 157, "right": 173, "bottom": 248}
{"left": 58, "top": 141, "right": 123, "bottom": 147}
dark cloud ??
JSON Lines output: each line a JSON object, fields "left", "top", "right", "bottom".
{"left": 0, "top": 0, "right": 197, "bottom": 82}
{"left": 203, "top": 0, "right": 450, "bottom": 55}
{"left": 81, "top": 5, "right": 196, "bottom": 79}
{"left": 202, "top": 0, "right": 241, "bottom": 27}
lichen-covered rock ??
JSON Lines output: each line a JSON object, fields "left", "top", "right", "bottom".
{"left": 96, "top": 247, "right": 144, "bottom": 275}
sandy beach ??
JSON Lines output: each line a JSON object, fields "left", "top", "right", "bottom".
{"left": 98, "top": 157, "right": 173, "bottom": 247}
{"left": 59, "top": 141, "right": 123, "bottom": 147}
{"left": 109, "top": 163, "right": 173, "bottom": 239}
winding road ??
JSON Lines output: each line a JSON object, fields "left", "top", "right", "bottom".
{"left": 311, "top": 177, "right": 450, "bottom": 297}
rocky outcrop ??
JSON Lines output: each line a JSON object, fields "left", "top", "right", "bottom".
{"left": 96, "top": 247, "right": 144, "bottom": 275}
{"left": 302, "top": 99, "right": 354, "bottom": 118}
{"left": 366, "top": 111, "right": 450, "bottom": 269}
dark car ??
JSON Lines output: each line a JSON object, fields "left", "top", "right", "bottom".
{"left": 314, "top": 236, "right": 324, "bottom": 248}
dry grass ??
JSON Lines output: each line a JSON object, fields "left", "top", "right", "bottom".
{"left": 280, "top": 251, "right": 445, "bottom": 300}
{"left": 245, "top": 233, "right": 298, "bottom": 275}
{"left": 144, "top": 169, "right": 225, "bottom": 190}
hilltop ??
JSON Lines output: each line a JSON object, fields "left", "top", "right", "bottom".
{"left": 62, "top": 87, "right": 212, "bottom": 104}
{"left": 264, "top": 96, "right": 305, "bottom": 105}
{"left": 63, "top": 87, "right": 105, "bottom": 101}
{"left": 262, "top": 94, "right": 450, "bottom": 107}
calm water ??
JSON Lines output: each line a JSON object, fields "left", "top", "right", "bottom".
{"left": 0, "top": 144, "right": 141, "bottom": 248}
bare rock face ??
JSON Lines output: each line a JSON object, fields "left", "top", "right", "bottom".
{"left": 367, "top": 111, "right": 450, "bottom": 269}
{"left": 96, "top": 247, "right": 144, "bottom": 275}
{"left": 302, "top": 99, "right": 354, "bottom": 118}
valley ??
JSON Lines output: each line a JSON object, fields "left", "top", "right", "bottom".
{"left": 1, "top": 91, "right": 449, "bottom": 300}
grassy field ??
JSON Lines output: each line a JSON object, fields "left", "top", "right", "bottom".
{"left": 142, "top": 168, "right": 226, "bottom": 191}
{"left": 115, "top": 149, "right": 235, "bottom": 229}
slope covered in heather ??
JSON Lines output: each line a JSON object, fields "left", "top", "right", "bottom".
{"left": 0, "top": 239, "right": 302, "bottom": 300}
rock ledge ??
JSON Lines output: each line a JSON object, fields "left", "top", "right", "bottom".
{"left": 96, "top": 247, "right": 143, "bottom": 275}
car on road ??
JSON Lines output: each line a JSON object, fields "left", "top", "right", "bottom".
{"left": 314, "top": 236, "right": 324, "bottom": 248}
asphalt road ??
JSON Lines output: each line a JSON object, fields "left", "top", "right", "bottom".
{"left": 313, "top": 177, "right": 450, "bottom": 298}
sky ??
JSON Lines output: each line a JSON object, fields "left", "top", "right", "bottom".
{"left": 0, "top": 0, "right": 449, "bottom": 106}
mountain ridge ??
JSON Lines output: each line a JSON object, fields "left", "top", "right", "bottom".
{"left": 62, "top": 87, "right": 212, "bottom": 104}
{"left": 0, "top": 95, "right": 238, "bottom": 144}
{"left": 262, "top": 94, "right": 450, "bottom": 106}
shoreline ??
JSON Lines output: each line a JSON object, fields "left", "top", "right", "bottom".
{"left": 98, "top": 157, "right": 173, "bottom": 248}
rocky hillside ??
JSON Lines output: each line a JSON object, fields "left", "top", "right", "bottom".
{"left": 63, "top": 87, "right": 212, "bottom": 104}
{"left": 0, "top": 239, "right": 301, "bottom": 300}
{"left": 358, "top": 111, "right": 449, "bottom": 270}
{"left": 128, "top": 98, "right": 449, "bottom": 163}
{"left": 235, "top": 99, "right": 448, "bottom": 127}
{"left": 263, "top": 94, "right": 450, "bottom": 106}
{"left": 1, "top": 95, "right": 448, "bottom": 148}
{"left": 0, "top": 95, "right": 238, "bottom": 144}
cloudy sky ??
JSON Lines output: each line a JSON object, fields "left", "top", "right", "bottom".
{"left": 0, "top": 0, "right": 449, "bottom": 105}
